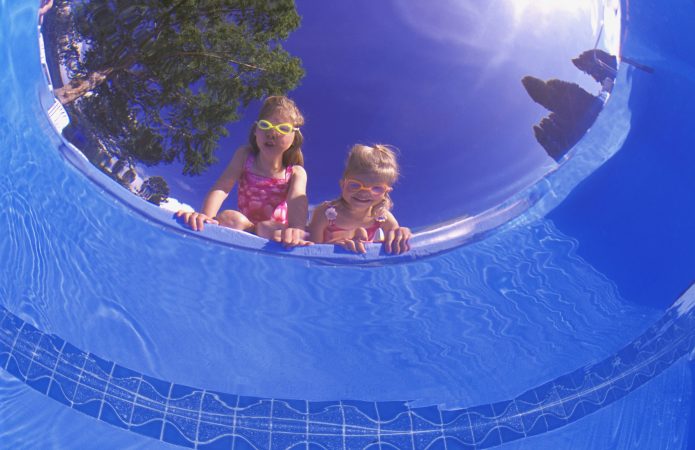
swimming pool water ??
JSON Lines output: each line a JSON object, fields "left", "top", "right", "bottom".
{"left": 2, "top": 0, "right": 695, "bottom": 449}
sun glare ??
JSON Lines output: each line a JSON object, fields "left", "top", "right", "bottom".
{"left": 509, "top": 0, "right": 594, "bottom": 24}
{"left": 393, "top": 0, "right": 604, "bottom": 70}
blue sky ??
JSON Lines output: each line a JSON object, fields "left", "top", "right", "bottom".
{"left": 150, "top": 0, "right": 610, "bottom": 229}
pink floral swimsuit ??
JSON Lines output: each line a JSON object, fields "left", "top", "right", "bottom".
{"left": 237, "top": 154, "right": 292, "bottom": 225}
{"left": 323, "top": 203, "right": 384, "bottom": 242}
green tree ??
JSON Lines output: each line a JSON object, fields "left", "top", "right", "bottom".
{"left": 140, "top": 176, "right": 170, "bottom": 205}
{"left": 53, "top": 0, "right": 304, "bottom": 175}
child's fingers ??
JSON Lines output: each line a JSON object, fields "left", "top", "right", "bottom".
{"left": 277, "top": 229, "right": 313, "bottom": 248}
{"left": 175, "top": 211, "right": 214, "bottom": 231}
{"left": 401, "top": 228, "right": 412, "bottom": 253}
{"left": 182, "top": 213, "right": 196, "bottom": 230}
{"left": 198, "top": 217, "right": 218, "bottom": 230}
{"left": 396, "top": 235, "right": 407, "bottom": 254}
{"left": 401, "top": 237, "right": 411, "bottom": 253}
{"left": 283, "top": 231, "right": 300, "bottom": 247}
{"left": 189, "top": 213, "right": 212, "bottom": 231}
{"left": 343, "top": 240, "right": 356, "bottom": 252}
{"left": 289, "top": 238, "right": 314, "bottom": 247}
{"left": 384, "top": 228, "right": 411, "bottom": 254}
{"left": 338, "top": 239, "right": 357, "bottom": 253}
{"left": 391, "top": 232, "right": 400, "bottom": 254}
{"left": 393, "top": 230, "right": 406, "bottom": 254}
{"left": 195, "top": 214, "right": 206, "bottom": 231}
{"left": 394, "top": 228, "right": 411, "bottom": 254}
{"left": 356, "top": 239, "right": 366, "bottom": 254}
{"left": 352, "top": 228, "right": 368, "bottom": 254}
{"left": 383, "top": 229, "right": 395, "bottom": 254}
{"left": 298, "top": 230, "right": 313, "bottom": 246}
{"left": 280, "top": 228, "right": 310, "bottom": 247}
{"left": 342, "top": 237, "right": 366, "bottom": 253}
{"left": 353, "top": 227, "right": 368, "bottom": 240}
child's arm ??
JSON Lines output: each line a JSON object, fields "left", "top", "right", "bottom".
{"left": 285, "top": 165, "right": 308, "bottom": 228}
{"left": 271, "top": 165, "right": 312, "bottom": 247}
{"left": 200, "top": 146, "right": 247, "bottom": 216}
{"left": 379, "top": 212, "right": 411, "bottom": 254}
{"left": 176, "top": 146, "right": 248, "bottom": 231}
{"left": 306, "top": 202, "right": 330, "bottom": 244}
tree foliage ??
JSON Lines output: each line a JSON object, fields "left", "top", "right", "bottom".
{"left": 54, "top": 0, "right": 304, "bottom": 175}
{"left": 140, "top": 176, "right": 170, "bottom": 205}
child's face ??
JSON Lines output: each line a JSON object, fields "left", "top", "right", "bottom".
{"left": 254, "top": 110, "right": 297, "bottom": 155}
{"left": 340, "top": 172, "right": 392, "bottom": 210}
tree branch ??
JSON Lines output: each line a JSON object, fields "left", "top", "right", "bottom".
{"left": 171, "top": 51, "right": 266, "bottom": 71}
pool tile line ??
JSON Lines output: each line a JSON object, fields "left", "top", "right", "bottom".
{"left": 1, "top": 282, "right": 694, "bottom": 449}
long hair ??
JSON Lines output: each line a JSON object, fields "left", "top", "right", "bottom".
{"left": 342, "top": 144, "right": 400, "bottom": 216}
{"left": 248, "top": 96, "right": 305, "bottom": 166}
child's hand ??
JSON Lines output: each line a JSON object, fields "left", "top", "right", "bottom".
{"left": 333, "top": 227, "right": 369, "bottom": 254}
{"left": 176, "top": 210, "right": 218, "bottom": 231}
{"left": 273, "top": 227, "right": 313, "bottom": 248}
{"left": 383, "top": 227, "right": 411, "bottom": 254}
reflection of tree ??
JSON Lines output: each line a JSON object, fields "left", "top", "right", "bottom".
{"left": 111, "top": 158, "right": 127, "bottom": 177}
{"left": 42, "top": 1, "right": 80, "bottom": 86}
{"left": 139, "top": 176, "right": 170, "bottom": 206}
{"left": 122, "top": 168, "right": 137, "bottom": 185}
{"left": 572, "top": 49, "right": 618, "bottom": 83}
{"left": 522, "top": 77, "right": 603, "bottom": 161}
{"left": 62, "top": 112, "right": 154, "bottom": 193}
{"left": 522, "top": 49, "right": 619, "bottom": 161}
{"left": 51, "top": 0, "right": 304, "bottom": 175}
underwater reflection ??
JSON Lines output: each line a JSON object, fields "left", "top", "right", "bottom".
{"left": 39, "top": 0, "right": 619, "bottom": 230}
{"left": 522, "top": 49, "right": 618, "bottom": 161}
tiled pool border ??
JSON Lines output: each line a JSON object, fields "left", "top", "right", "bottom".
{"left": 2, "top": 283, "right": 693, "bottom": 449}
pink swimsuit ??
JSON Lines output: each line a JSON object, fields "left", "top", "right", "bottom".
{"left": 237, "top": 154, "right": 292, "bottom": 225}
{"left": 323, "top": 204, "right": 383, "bottom": 242}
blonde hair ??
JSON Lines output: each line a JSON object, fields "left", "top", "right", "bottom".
{"left": 249, "top": 96, "right": 305, "bottom": 166}
{"left": 342, "top": 144, "right": 400, "bottom": 215}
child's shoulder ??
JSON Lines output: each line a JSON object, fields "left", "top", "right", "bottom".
{"left": 290, "top": 164, "right": 307, "bottom": 178}
{"left": 310, "top": 201, "right": 334, "bottom": 218}
{"left": 378, "top": 209, "right": 400, "bottom": 229}
{"left": 234, "top": 145, "right": 253, "bottom": 158}
{"left": 229, "top": 145, "right": 253, "bottom": 162}
{"left": 314, "top": 200, "right": 333, "bottom": 212}
{"left": 226, "top": 145, "right": 253, "bottom": 171}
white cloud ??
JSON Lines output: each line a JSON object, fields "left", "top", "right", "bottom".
{"left": 159, "top": 197, "right": 194, "bottom": 213}
{"left": 175, "top": 178, "right": 195, "bottom": 193}
{"left": 393, "top": 0, "right": 596, "bottom": 68}
{"left": 393, "top": 1, "right": 503, "bottom": 52}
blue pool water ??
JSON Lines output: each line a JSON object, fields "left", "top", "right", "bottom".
{"left": 2, "top": 0, "right": 695, "bottom": 449}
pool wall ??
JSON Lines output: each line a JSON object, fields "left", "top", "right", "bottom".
{"left": 2, "top": 283, "right": 694, "bottom": 448}
{"left": 1, "top": 0, "right": 695, "bottom": 449}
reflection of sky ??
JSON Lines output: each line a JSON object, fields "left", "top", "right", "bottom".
{"left": 150, "top": 0, "right": 610, "bottom": 229}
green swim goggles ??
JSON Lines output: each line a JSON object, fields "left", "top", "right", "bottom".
{"left": 256, "top": 119, "right": 299, "bottom": 135}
